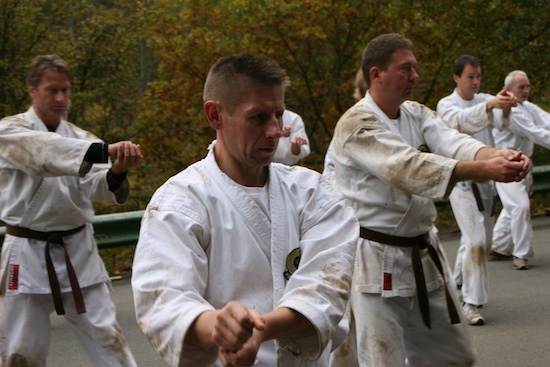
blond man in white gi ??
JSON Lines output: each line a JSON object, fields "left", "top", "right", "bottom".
{"left": 437, "top": 54, "right": 517, "bottom": 326}
{"left": 0, "top": 55, "right": 141, "bottom": 366}
{"left": 329, "top": 34, "right": 531, "bottom": 367}
{"left": 132, "top": 52, "right": 359, "bottom": 367}
{"left": 492, "top": 70, "right": 550, "bottom": 270}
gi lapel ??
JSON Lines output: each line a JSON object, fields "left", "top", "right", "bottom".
{"left": 267, "top": 166, "right": 290, "bottom": 303}
{"left": 203, "top": 146, "right": 272, "bottom": 260}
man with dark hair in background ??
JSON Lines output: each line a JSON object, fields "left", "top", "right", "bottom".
{"left": 437, "top": 54, "right": 516, "bottom": 326}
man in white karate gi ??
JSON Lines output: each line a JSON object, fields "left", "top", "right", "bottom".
{"left": 491, "top": 70, "right": 550, "bottom": 270}
{"left": 131, "top": 52, "right": 359, "bottom": 367}
{"left": 0, "top": 55, "right": 141, "bottom": 366}
{"left": 437, "top": 54, "right": 516, "bottom": 325}
{"left": 328, "top": 34, "right": 531, "bottom": 367}
{"left": 271, "top": 109, "right": 310, "bottom": 165}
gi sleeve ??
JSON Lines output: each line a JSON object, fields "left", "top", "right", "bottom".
{"left": 132, "top": 204, "right": 217, "bottom": 366}
{"left": 437, "top": 95, "right": 494, "bottom": 134}
{"left": 508, "top": 108, "right": 550, "bottom": 150}
{"left": 276, "top": 180, "right": 359, "bottom": 361}
{"left": 0, "top": 116, "right": 92, "bottom": 177}
{"left": 335, "top": 108, "right": 459, "bottom": 199}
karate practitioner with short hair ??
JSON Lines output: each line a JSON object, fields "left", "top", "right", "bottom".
{"left": 0, "top": 54, "right": 141, "bottom": 366}
{"left": 131, "top": 52, "right": 358, "bottom": 367}
{"left": 328, "top": 34, "right": 531, "bottom": 367}
{"left": 437, "top": 54, "right": 516, "bottom": 325}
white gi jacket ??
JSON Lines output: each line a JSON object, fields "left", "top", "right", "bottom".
{"left": 331, "top": 92, "right": 484, "bottom": 297}
{"left": 0, "top": 107, "right": 128, "bottom": 295}
{"left": 437, "top": 89, "right": 497, "bottom": 206}
{"left": 272, "top": 110, "right": 311, "bottom": 165}
{"left": 132, "top": 142, "right": 358, "bottom": 367}
{"left": 493, "top": 102, "right": 550, "bottom": 155}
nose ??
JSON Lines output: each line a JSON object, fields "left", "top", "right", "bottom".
{"left": 55, "top": 91, "right": 68, "bottom": 103}
{"left": 265, "top": 115, "right": 282, "bottom": 138}
{"left": 410, "top": 67, "right": 419, "bottom": 81}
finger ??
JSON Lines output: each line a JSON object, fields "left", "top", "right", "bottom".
{"left": 248, "top": 310, "right": 265, "bottom": 331}
{"left": 117, "top": 142, "right": 126, "bottom": 159}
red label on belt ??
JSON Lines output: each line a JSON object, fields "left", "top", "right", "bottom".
{"left": 383, "top": 272, "right": 392, "bottom": 290}
{"left": 8, "top": 264, "right": 19, "bottom": 290}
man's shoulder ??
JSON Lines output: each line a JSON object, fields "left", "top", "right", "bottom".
{"left": 436, "top": 91, "right": 462, "bottom": 110}
{"left": 271, "top": 162, "right": 320, "bottom": 182}
{"left": 402, "top": 100, "right": 436, "bottom": 118}
{"left": 0, "top": 113, "right": 31, "bottom": 127}
{"left": 146, "top": 160, "right": 210, "bottom": 212}
{"left": 522, "top": 100, "right": 543, "bottom": 112}
{"left": 336, "top": 102, "right": 379, "bottom": 128}
{"left": 62, "top": 121, "right": 101, "bottom": 140}
{"left": 271, "top": 163, "right": 345, "bottom": 206}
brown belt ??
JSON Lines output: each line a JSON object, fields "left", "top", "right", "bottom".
{"left": 471, "top": 182, "right": 496, "bottom": 216}
{"left": 359, "top": 227, "right": 460, "bottom": 329}
{"left": 6, "top": 225, "right": 87, "bottom": 315}
{"left": 471, "top": 183, "right": 485, "bottom": 212}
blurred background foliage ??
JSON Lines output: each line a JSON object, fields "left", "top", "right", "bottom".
{"left": 3, "top": 0, "right": 550, "bottom": 216}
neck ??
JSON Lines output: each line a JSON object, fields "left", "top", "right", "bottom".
{"left": 213, "top": 144, "right": 268, "bottom": 187}
{"left": 34, "top": 107, "right": 61, "bottom": 130}
{"left": 370, "top": 90, "right": 400, "bottom": 119}
{"left": 456, "top": 88, "right": 474, "bottom": 101}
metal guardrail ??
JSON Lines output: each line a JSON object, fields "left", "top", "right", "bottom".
{"left": 2, "top": 165, "right": 550, "bottom": 249}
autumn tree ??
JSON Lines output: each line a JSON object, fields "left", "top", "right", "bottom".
{"left": 0, "top": 0, "right": 152, "bottom": 211}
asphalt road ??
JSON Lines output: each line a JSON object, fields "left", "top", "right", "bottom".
{"left": 46, "top": 215, "right": 550, "bottom": 366}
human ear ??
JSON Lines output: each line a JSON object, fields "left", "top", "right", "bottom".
{"left": 370, "top": 67, "right": 380, "bottom": 82}
{"left": 27, "top": 85, "right": 36, "bottom": 99}
{"left": 204, "top": 101, "right": 222, "bottom": 130}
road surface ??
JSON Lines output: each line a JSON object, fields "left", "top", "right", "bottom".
{"left": 46, "top": 215, "right": 550, "bottom": 366}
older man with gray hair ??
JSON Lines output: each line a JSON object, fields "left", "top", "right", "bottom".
{"left": 491, "top": 70, "right": 550, "bottom": 270}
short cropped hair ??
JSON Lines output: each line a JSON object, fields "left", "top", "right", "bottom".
{"left": 353, "top": 68, "right": 368, "bottom": 102}
{"left": 27, "top": 55, "right": 71, "bottom": 88}
{"left": 361, "top": 33, "right": 414, "bottom": 86}
{"left": 453, "top": 55, "right": 480, "bottom": 77}
{"left": 504, "top": 70, "right": 527, "bottom": 88}
{"left": 203, "top": 52, "right": 290, "bottom": 114}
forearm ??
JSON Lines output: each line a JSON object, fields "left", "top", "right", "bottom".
{"left": 291, "top": 142, "right": 301, "bottom": 156}
{"left": 451, "top": 146, "right": 530, "bottom": 185}
{"left": 451, "top": 160, "right": 490, "bottom": 184}
{"left": 472, "top": 146, "right": 500, "bottom": 161}
{"left": 184, "top": 310, "right": 218, "bottom": 348}
{"left": 262, "top": 307, "right": 315, "bottom": 342}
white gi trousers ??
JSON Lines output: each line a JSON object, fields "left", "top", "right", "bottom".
{"left": 492, "top": 177, "right": 534, "bottom": 260}
{"left": 0, "top": 283, "right": 137, "bottom": 367}
{"left": 450, "top": 182, "right": 494, "bottom": 306}
{"left": 329, "top": 286, "right": 474, "bottom": 367}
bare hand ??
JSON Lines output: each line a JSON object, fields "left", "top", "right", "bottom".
{"left": 489, "top": 88, "right": 517, "bottom": 117}
{"left": 212, "top": 302, "right": 265, "bottom": 357}
{"left": 489, "top": 149, "right": 532, "bottom": 182}
{"left": 281, "top": 125, "right": 292, "bottom": 138}
{"left": 108, "top": 141, "right": 143, "bottom": 175}
{"left": 290, "top": 135, "right": 308, "bottom": 146}
{"left": 218, "top": 309, "right": 265, "bottom": 367}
